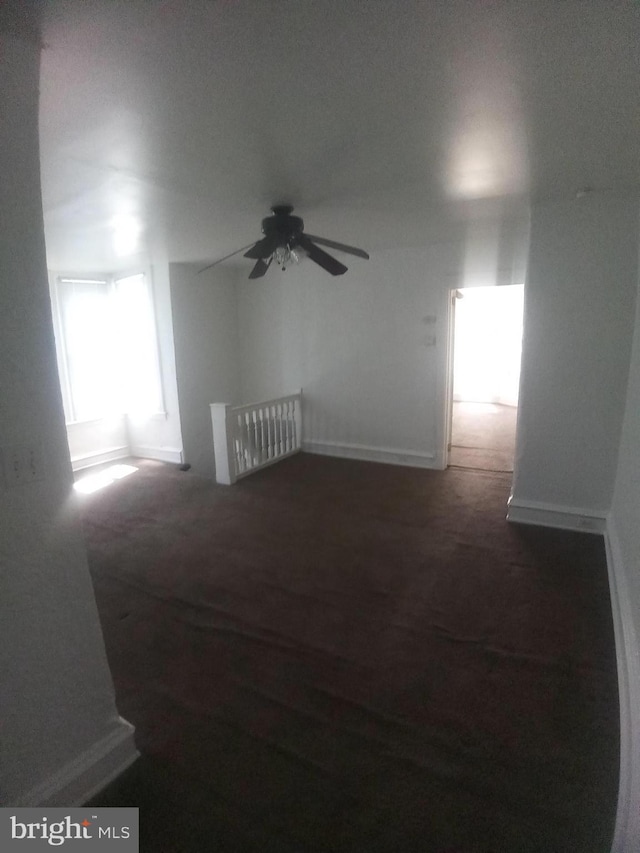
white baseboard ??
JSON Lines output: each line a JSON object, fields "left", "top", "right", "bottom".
{"left": 129, "top": 445, "right": 183, "bottom": 464}
{"left": 604, "top": 519, "right": 640, "bottom": 853}
{"left": 302, "top": 440, "right": 438, "bottom": 470}
{"left": 506, "top": 497, "right": 607, "bottom": 533}
{"left": 70, "top": 446, "right": 130, "bottom": 472}
{"left": 14, "top": 719, "right": 138, "bottom": 807}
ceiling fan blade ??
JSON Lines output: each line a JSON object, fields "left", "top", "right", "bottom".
{"left": 298, "top": 235, "right": 348, "bottom": 276}
{"left": 244, "top": 234, "right": 280, "bottom": 259}
{"left": 198, "top": 243, "right": 255, "bottom": 274}
{"left": 304, "top": 234, "right": 370, "bottom": 259}
{"left": 248, "top": 257, "right": 271, "bottom": 279}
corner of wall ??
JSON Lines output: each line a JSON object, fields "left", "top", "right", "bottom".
{"left": 604, "top": 517, "right": 640, "bottom": 853}
{"left": 14, "top": 719, "right": 139, "bottom": 808}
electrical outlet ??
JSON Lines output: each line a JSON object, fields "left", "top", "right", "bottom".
{"left": 2, "top": 445, "right": 45, "bottom": 486}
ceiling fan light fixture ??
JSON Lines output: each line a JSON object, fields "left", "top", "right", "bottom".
{"left": 273, "top": 244, "right": 304, "bottom": 270}
{"left": 199, "top": 206, "right": 369, "bottom": 278}
{"left": 273, "top": 245, "right": 290, "bottom": 267}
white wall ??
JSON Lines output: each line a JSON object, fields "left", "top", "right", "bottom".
{"left": 169, "top": 262, "right": 240, "bottom": 478}
{"left": 0, "top": 33, "right": 135, "bottom": 805}
{"left": 239, "top": 249, "right": 449, "bottom": 462}
{"left": 511, "top": 195, "right": 638, "bottom": 512}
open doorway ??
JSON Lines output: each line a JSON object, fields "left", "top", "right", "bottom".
{"left": 448, "top": 284, "right": 524, "bottom": 473}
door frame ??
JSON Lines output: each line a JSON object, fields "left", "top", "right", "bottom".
{"left": 440, "top": 283, "right": 525, "bottom": 475}
{"left": 435, "top": 287, "right": 459, "bottom": 470}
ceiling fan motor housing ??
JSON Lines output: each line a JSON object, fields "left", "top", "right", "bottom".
{"left": 262, "top": 205, "right": 303, "bottom": 245}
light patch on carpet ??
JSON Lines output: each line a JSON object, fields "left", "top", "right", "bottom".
{"left": 74, "top": 463, "right": 138, "bottom": 494}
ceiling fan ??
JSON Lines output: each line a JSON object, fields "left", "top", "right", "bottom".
{"left": 198, "top": 205, "right": 370, "bottom": 279}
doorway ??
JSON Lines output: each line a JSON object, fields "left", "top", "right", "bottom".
{"left": 447, "top": 284, "right": 524, "bottom": 473}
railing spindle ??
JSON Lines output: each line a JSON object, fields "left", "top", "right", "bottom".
{"left": 211, "top": 391, "right": 303, "bottom": 484}
{"left": 267, "top": 406, "right": 276, "bottom": 459}
{"left": 282, "top": 402, "right": 288, "bottom": 452}
{"left": 259, "top": 407, "right": 267, "bottom": 463}
{"left": 288, "top": 400, "right": 293, "bottom": 451}
{"left": 291, "top": 399, "right": 298, "bottom": 449}
{"left": 244, "top": 412, "right": 251, "bottom": 470}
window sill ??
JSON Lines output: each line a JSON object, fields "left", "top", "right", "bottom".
{"left": 127, "top": 411, "right": 168, "bottom": 422}
{"left": 65, "top": 411, "right": 168, "bottom": 427}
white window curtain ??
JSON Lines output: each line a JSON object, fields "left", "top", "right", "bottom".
{"left": 53, "top": 273, "right": 164, "bottom": 422}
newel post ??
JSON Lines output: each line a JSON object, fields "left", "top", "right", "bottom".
{"left": 210, "top": 403, "right": 237, "bottom": 485}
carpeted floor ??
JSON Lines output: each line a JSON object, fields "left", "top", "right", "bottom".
{"left": 450, "top": 402, "right": 518, "bottom": 472}
{"left": 83, "top": 454, "right": 619, "bottom": 852}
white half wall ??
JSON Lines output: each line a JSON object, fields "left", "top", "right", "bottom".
{"left": 0, "top": 32, "right": 136, "bottom": 806}
{"left": 169, "top": 262, "right": 240, "bottom": 478}
{"left": 511, "top": 195, "right": 638, "bottom": 512}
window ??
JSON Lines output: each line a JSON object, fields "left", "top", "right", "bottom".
{"left": 114, "top": 273, "right": 164, "bottom": 416}
{"left": 51, "top": 272, "right": 164, "bottom": 423}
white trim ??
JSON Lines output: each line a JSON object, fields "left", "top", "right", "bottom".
{"left": 70, "top": 446, "right": 130, "bottom": 472}
{"left": 129, "top": 445, "right": 183, "bottom": 464}
{"left": 59, "top": 278, "right": 108, "bottom": 285}
{"left": 13, "top": 719, "right": 138, "bottom": 807}
{"left": 233, "top": 391, "right": 301, "bottom": 416}
{"left": 48, "top": 273, "right": 75, "bottom": 423}
{"left": 302, "top": 440, "right": 438, "bottom": 470}
{"left": 604, "top": 518, "right": 640, "bottom": 853}
{"left": 506, "top": 497, "right": 607, "bottom": 533}
{"left": 439, "top": 289, "right": 457, "bottom": 470}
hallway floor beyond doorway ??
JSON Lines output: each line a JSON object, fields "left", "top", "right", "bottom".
{"left": 450, "top": 401, "right": 517, "bottom": 472}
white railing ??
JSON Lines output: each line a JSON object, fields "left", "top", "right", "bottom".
{"left": 210, "top": 390, "right": 302, "bottom": 484}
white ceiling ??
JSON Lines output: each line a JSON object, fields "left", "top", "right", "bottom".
{"left": 38, "top": 0, "right": 640, "bottom": 272}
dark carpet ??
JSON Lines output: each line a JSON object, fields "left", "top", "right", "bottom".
{"left": 83, "top": 454, "right": 619, "bottom": 852}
